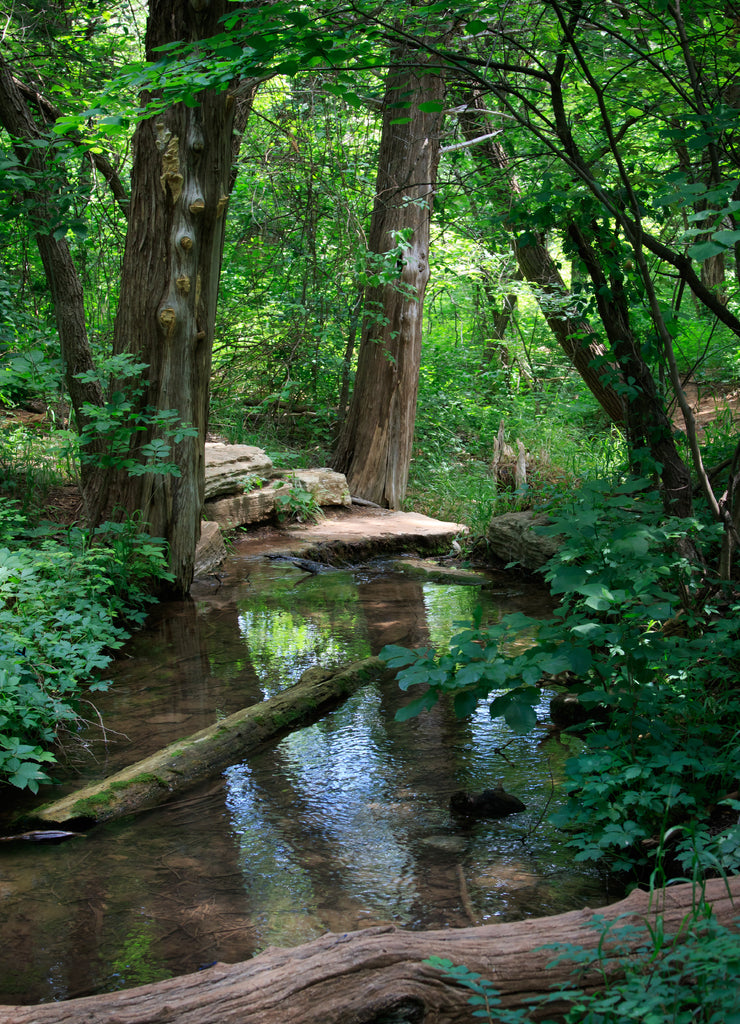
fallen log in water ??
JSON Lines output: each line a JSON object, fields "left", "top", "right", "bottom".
{"left": 26, "top": 658, "right": 386, "bottom": 828}
{"left": 2, "top": 877, "right": 738, "bottom": 1024}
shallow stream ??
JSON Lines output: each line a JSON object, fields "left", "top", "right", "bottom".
{"left": 0, "top": 543, "right": 609, "bottom": 1004}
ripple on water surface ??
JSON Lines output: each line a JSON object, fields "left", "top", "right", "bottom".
{"left": 0, "top": 558, "right": 607, "bottom": 1003}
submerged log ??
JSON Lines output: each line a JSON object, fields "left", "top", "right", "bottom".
{"left": 28, "top": 658, "right": 386, "bottom": 828}
{"left": 2, "top": 877, "right": 738, "bottom": 1024}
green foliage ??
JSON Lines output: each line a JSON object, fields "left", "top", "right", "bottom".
{"left": 383, "top": 477, "right": 740, "bottom": 873}
{"left": 0, "top": 421, "right": 75, "bottom": 511}
{"left": 273, "top": 476, "right": 323, "bottom": 524}
{"left": 75, "top": 354, "right": 198, "bottom": 478}
{"left": 543, "top": 908, "right": 740, "bottom": 1024}
{"left": 0, "top": 498, "right": 171, "bottom": 792}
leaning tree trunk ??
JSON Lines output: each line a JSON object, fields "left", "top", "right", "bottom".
{"left": 567, "top": 223, "right": 692, "bottom": 515}
{"left": 332, "top": 51, "right": 444, "bottom": 508}
{"left": 0, "top": 55, "right": 108, "bottom": 519}
{"left": 108, "top": 0, "right": 236, "bottom": 595}
{"left": 456, "top": 92, "right": 626, "bottom": 427}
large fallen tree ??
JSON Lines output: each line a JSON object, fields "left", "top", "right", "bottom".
{"left": 3, "top": 877, "right": 738, "bottom": 1023}
{"left": 25, "top": 658, "right": 386, "bottom": 828}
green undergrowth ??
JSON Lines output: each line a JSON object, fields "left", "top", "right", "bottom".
{"left": 0, "top": 498, "right": 170, "bottom": 793}
{"left": 382, "top": 476, "right": 740, "bottom": 878}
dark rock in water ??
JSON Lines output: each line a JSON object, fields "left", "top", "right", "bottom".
{"left": 450, "top": 786, "right": 526, "bottom": 820}
{"left": 549, "top": 692, "right": 610, "bottom": 730}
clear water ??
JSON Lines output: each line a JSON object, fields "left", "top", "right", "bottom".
{"left": 0, "top": 550, "right": 609, "bottom": 1004}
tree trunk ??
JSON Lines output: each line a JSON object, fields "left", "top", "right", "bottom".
{"left": 567, "top": 224, "right": 693, "bottom": 515}
{"left": 26, "top": 658, "right": 386, "bottom": 828}
{"left": 332, "top": 51, "right": 444, "bottom": 507}
{"left": 2, "top": 877, "right": 738, "bottom": 1024}
{"left": 107, "top": 0, "right": 237, "bottom": 595}
{"left": 0, "top": 55, "right": 108, "bottom": 519}
{"left": 456, "top": 93, "right": 626, "bottom": 427}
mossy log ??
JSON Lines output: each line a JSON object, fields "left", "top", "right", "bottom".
{"left": 2, "top": 877, "right": 738, "bottom": 1024}
{"left": 29, "top": 658, "right": 386, "bottom": 828}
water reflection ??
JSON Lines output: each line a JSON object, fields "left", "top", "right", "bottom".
{"left": 0, "top": 555, "right": 607, "bottom": 1005}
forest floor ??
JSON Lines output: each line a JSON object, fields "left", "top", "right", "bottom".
{"left": 5, "top": 379, "right": 739, "bottom": 530}
{"left": 673, "top": 379, "right": 740, "bottom": 435}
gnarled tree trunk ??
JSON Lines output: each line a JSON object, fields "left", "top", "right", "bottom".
{"left": 108, "top": 0, "right": 237, "bottom": 595}
{"left": 332, "top": 49, "right": 444, "bottom": 508}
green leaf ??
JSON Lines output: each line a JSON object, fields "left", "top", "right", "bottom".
{"left": 504, "top": 700, "right": 538, "bottom": 734}
{"left": 688, "top": 240, "right": 726, "bottom": 260}
{"left": 453, "top": 691, "right": 478, "bottom": 717}
{"left": 711, "top": 228, "right": 740, "bottom": 247}
{"left": 394, "top": 691, "right": 438, "bottom": 722}
{"left": 418, "top": 100, "right": 444, "bottom": 113}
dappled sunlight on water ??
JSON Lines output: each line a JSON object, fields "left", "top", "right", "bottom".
{"left": 0, "top": 554, "right": 608, "bottom": 1004}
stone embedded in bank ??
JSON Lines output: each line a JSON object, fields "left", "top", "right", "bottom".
{"left": 204, "top": 442, "right": 275, "bottom": 500}
{"left": 203, "top": 442, "right": 352, "bottom": 530}
{"left": 486, "top": 511, "right": 563, "bottom": 571}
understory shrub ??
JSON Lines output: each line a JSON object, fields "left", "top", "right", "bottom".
{"left": 0, "top": 498, "right": 170, "bottom": 792}
{"left": 382, "top": 476, "right": 740, "bottom": 875}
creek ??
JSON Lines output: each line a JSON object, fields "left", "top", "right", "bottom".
{"left": 0, "top": 543, "right": 609, "bottom": 1005}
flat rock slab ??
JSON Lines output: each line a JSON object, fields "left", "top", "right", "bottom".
{"left": 204, "top": 443, "right": 274, "bottom": 500}
{"left": 272, "top": 468, "right": 352, "bottom": 508}
{"left": 230, "top": 507, "right": 467, "bottom": 563}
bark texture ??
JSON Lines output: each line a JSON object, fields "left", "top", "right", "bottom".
{"left": 28, "top": 658, "right": 386, "bottom": 828}
{"left": 2, "top": 877, "right": 738, "bottom": 1024}
{"left": 108, "top": 0, "right": 236, "bottom": 594}
{"left": 332, "top": 52, "right": 444, "bottom": 507}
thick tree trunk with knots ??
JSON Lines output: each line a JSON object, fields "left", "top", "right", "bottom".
{"left": 108, "top": 0, "right": 236, "bottom": 595}
{"left": 2, "top": 878, "right": 738, "bottom": 1024}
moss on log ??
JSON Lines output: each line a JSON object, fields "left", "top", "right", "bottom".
{"left": 2, "top": 877, "right": 738, "bottom": 1023}
{"left": 29, "top": 657, "right": 386, "bottom": 828}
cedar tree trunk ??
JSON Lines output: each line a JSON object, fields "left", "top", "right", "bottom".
{"left": 108, "top": 0, "right": 236, "bottom": 595}
{"left": 332, "top": 54, "right": 444, "bottom": 508}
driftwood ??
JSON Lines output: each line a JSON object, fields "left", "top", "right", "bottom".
{"left": 2, "top": 877, "right": 738, "bottom": 1024}
{"left": 27, "top": 658, "right": 386, "bottom": 829}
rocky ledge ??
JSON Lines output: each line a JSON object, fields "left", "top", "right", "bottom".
{"left": 194, "top": 443, "right": 466, "bottom": 577}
